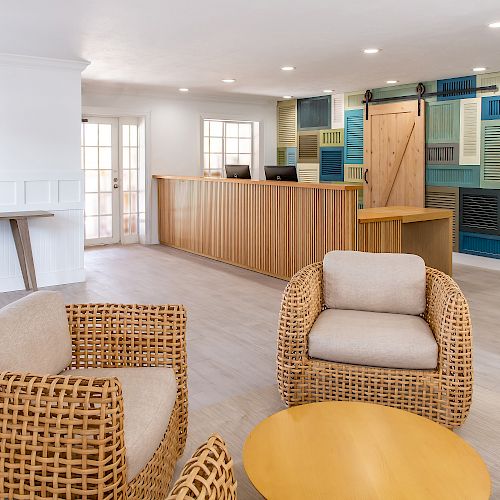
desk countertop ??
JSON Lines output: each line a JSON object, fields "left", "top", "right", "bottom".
{"left": 358, "top": 206, "right": 453, "bottom": 223}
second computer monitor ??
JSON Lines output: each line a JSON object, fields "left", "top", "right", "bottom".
{"left": 225, "top": 165, "right": 251, "bottom": 179}
{"left": 264, "top": 166, "right": 298, "bottom": 182}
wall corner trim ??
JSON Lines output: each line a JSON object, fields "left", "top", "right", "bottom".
{"left": 0, "top": 53, "right": 89, "bottom": 72}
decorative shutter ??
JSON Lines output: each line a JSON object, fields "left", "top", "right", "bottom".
{"left": 426, "top": 101, "right": 460, "bottom": 143}
{"left": 298, "top": 131, "right": 319, "bottom": 163}
{"left": 344, "top": 109, "right": 364, "bottom": 164}
{"left": 459, "top": 232, "right": 500, "bottom": 258}
{"left": 320, "top": 147, "right": 344, "bottom": 181}
{"left": 460, "top": 188, "right": 500, "bottom": 236}
{"left": 425, "top": 186, "right": 459, "bottom": 251}
{"left": 277, "top": 100, "right": 297, "bottom": 147}
{"left": 481, "top": 96, "right": 500, "bottom": 120}
{"left": 426, "top": 144, "right": 459, "bottom": 164}
{"left": 426, "top": 165, "right": 480, "bottom": 188}
{"left": 297, "top": 96, "right": 331, "bottom": 130}
{"left": 331, "top": 93, "right": 344, "bottom": 128}
{"left": 344, "top": 164, "right": 364, "bottom": 183}
{"left": 297, "top": 163, "right": 319, "bottom": 183}
{"left": 481, "top": 119, "right": 500, "bottom": 188}
{"left": 371, "top": 83, "right": 416, "bottom": 100}
{"left": 459, "top": 98, "right": 481, "bottom": 165}
{"left": 344, "top": 91, "right": 364, "bottom": 110}
{"left": 437, "top": 75, "right": 476, "bottom": 101}
{"left": 277, "top": 147, "right": 286, "bottom": 166}
{"left": 477, "top": 71, "right": 500, "bottom": 96}
{"left": 286, "top": 147, "right": 297, "bottom": 166}
{"left": 320, "top": 129, "right": 344, "bottom": 147}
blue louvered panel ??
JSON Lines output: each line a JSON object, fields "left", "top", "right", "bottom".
{"left": 481, "top": 96, "right": 500, "bottom": 120}
{"left": 320, "top": 147, "right": 344, "bottom": 181}
{"left": 426, "top": 165, "right": 480, "bottom": 188}
{"left": 459, "top": 232, "right": 500, "bottom": 258}
{"left": 344, "top": 109, "right": 363, "bottom": 164}
{"left": 437, "top": 75, "right": 476, "bottom": 101}
{"left": 286, "top": 147, "right": 297, "bottom": 166}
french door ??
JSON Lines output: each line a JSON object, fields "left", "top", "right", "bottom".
{"left": 81, "top": 116, "right": 140, "bottom": 245}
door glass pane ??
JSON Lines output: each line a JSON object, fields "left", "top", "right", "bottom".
{"left": 226, "top": 138, "right": 238, "bottom": 154}
{"left": 239, "top": 123, "right": 252, "bottom": 138}
{"left": 99, "top": 124, "right": 112, "bottom": 146}
{"left": 85, "top": 193, "right": 99, "bottom": 216}
{"left": 239, "top": 139, "right": 251, "bottom": 154}
{"left": 122, "top": 125, "right": 130, "bottom": 146}
{"left": 84, "top": 147, "right": 98, "bottom": 169}
{"left": 100, "top": 193, "right": 112, "bottom": 215}
{"left": 99, "top": 147, "right": 112, "bottom": 169}
{"left": 85, "top": 124, "right": 98, "bottom": 146}
{"left": 99, "top": 170, "right": 112, "bottom": 192}
{"left": 129, "top": 148, "right": 137, "bottom": 169}
{"left": 100, "top": 216, "right": 113, "bottom": 237}
{"left": 85, "top": 170, "right": 98, "bottom": 192}
{"left": 85, "top": 216, "right": 99, "bottom": 239}
{"left": 226, "top": 123, "right": 239, "bottom": 137}
{"left": 210, "top": 121, "right": 223, "bottom": 137}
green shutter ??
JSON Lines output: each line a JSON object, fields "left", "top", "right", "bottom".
{"left": 320, "top": 129, "right": 344, "bottom": 147}
{"left": 426, "top": 101, "right": 460, "bottom": 144}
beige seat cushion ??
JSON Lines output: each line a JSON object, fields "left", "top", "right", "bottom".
{"left": 0, "top": 291, "right": 72, "bottom": 373}
{"left": 323, "top": 251, "right": 426, "bottom": 315}
{"left": 308, "top": 309, "right": 438, "bottom": 369}
{"left": 68, "top": 367, "right": 177, "bottom": 480}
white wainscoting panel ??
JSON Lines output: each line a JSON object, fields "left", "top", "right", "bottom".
{"left": 0, "top": 170, "right": 85, "bottom": 292}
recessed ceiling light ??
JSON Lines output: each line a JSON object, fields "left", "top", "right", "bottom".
{"left": 488, "top": 21, "right": 500, "bottom": 28}
{"left": 282, "top": 95, "right": 293, "bottom": 99}
{"left": 473, "top": 67, "right": 486, "bottom": 72}
{"left": 281, "top": 66, "right": 296, "bottom": 71}
{"left": 323, "top": 89, "right": 333, "bottom": 93}
{"left": 363, "top": 48, "right": 380, "bottom": 54}
{"left": 386, "top": 80, "right": 398, "bottom": 84}
{"left": 178, "top": 88, "right": 189, "bottom": 92}
{"left": 222, "top": 79, "right": 236, "bottom": 83}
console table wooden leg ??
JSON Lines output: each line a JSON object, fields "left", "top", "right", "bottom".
{"left": 10, "top": 218, "right": 37, "bottom": 291}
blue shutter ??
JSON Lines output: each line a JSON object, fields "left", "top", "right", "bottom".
{"left": 344, "top": 109, "right": 363, "bottom": 164}
{"left": 460, "top": 232, "right": 500, "bottom": 258}
{"left": 437, "top": 75, "right": 476, "bottom": 101}
{"left": 320, "top": 147, "right": 344, "bottom": 181}
{"left": 426, "top": 165, "right": 480, "bottom": 188}
{"left": 481, "top": 96, "right": 500, "bottom": 120}
{"left": 286, "top": 147, "right": 297, "bottom": 166}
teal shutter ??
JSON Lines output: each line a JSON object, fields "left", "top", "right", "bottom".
{"left": 344, "top": 109, "right": 363, "bottom": 164}
{"left": 426, "top": 101, "right": 460, "bottom": 144}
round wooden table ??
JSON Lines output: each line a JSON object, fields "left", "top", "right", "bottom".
{"left": 243, "top": 402, "right": 490, "bottom": 499}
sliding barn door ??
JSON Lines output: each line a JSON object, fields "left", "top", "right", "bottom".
{"left": 364, "top": 101, "right": 425, "bottom": 207}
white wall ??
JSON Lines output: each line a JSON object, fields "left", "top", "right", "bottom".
{"left": 0, "top": 54, "right": 87, "bottom": 292}
{"left": 82, "top": 87, "right": 277, "bottom": 178}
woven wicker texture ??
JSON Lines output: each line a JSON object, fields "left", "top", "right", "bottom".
{"left": 167, "top": 434, "right": 237, "bottom": 500}
{"left": 277, "top": 263, "right": 473, "bottom": 428}
{"left": 0, "top": 303, "right": 188, "bottom": 500}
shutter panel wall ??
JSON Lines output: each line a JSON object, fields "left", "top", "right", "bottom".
{"left": 437, "top": 75, "right": 476, "bottom": 101}
{"left": 481, "top": 96, "right": 500, "bottom": 120}
{"left": 297, "top": 163, "right": 319, "bottom": 183}
{"left": 425, "top": 186, "right": 459, "bottom": 251}
{"left": 277, "top": 100, "right": 297, "bottom": 147}
{"left": 426, "top": 101, "right": 460, "bottom": 144}
{"left": 344, "top": 109, "right": 364, "bottom": 164}
{"left": 277, "top": 147, "right": 297, "bottom": 166}
{"left": 481, "top": 119, "right": 500, "bottom": 189}
{"left": 426, "top": 165, "right": 480, "bottom": 188}
{"left": 298, "top": 131, "right": 319, "bottom": 163}
{"left": 320, "top": 129, "right": 344, "bottom": 147}
{"left": 344, "top": 165, "right": 364, "bottom": 183}
{"left": 331, "top": 93, "right": 345, "bottom": 128}
{"left": 459, "top": 98, "right": 481, "bottom": 165}
{"left": 320, "top": 147, "right": 344, "bottom": 181}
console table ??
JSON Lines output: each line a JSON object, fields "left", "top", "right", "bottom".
{"left": 0, "top": 211, "right": 54, "bottom": 291}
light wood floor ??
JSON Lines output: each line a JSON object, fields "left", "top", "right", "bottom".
{"left": 1, "top": 244, "right": 499, "bottom": 499}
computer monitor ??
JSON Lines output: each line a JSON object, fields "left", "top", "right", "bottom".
{"left": 264, "top": 166, "right": 298, "bottom": 182}
{"left": 225, "top": 165, "right": 251, "bottom": 179}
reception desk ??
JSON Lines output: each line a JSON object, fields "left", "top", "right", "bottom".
{"left": 358, "top": 206, "right": 453, "bottom": 275}
{"left": 155, "top": 176, "right": 361, "bottom": 279}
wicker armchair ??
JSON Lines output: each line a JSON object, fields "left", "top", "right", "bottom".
{"left": 0, "top": 302, "right": 188, "bottom": 499}
{"left": 277, "top": 262, "right": 473, "bottom": 428}
{"left": 167, "top": 434, "right": 237, "bottom": 499}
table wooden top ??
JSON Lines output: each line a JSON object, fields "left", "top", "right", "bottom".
{"left": 358, "top": 206, "right": 453, "bottom": 223}
{"left": 243, "top": 402, "right": 490, "bottom": 500}
{"left": 0, "top": 211, "right": 55, "bottom": 219}
{"left": 153, "top": 175, "right": 362, "bottom": 191}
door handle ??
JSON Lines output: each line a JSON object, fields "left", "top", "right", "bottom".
{"left": 364, "top": 169, "right": 369, "bottom": 184}
{"left": 113, "top": 183, "right": 119, "bottom": 189}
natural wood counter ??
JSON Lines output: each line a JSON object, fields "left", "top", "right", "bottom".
{"left": 155, "top": 176, "right": 361, "bottom": 279}
{"left": 358, "top": 206, "right": 453, "bottom": 275}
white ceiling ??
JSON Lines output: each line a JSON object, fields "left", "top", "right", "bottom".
{"left": 1, "top": 0, "right": 500, "bottom": 98}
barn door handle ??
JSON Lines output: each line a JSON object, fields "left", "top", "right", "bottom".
{"left": 364, "top": 169, "right": 369, "bottom": 184}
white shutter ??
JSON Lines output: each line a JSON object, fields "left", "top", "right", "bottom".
{"left": 459, "top": 98, "right": 481, "bottom": 165}
{"left": 344, "top": 91, "right": 364, "bottom": 110}
{"left": 477, "top": 72, "right": 500, "bottom": 96}
{"left": 297, "top": 163, "right": 319, "bottom": 183}
{"left": 331, "top": 93, "right": 344, "bottom": 129}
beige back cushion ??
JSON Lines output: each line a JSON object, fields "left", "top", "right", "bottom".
{"left": 0, "top": 291, "right": 72, "bottom": 373}
{"left": 323, "top": 251, "right": 426, "bottom": 315}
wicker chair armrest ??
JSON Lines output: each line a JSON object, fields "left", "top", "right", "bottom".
{"left": 167, "top": 434, "right": 237, "bottom": 499}
{"left": 424, "top": 267, "right": 472, "bottom": 375}
{"left": 0, "top": 371, "right": 126, "bottom": 497}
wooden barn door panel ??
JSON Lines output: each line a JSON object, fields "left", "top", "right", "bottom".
{"left": 364, "top": 101, "right": 425, "bottom": 208}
